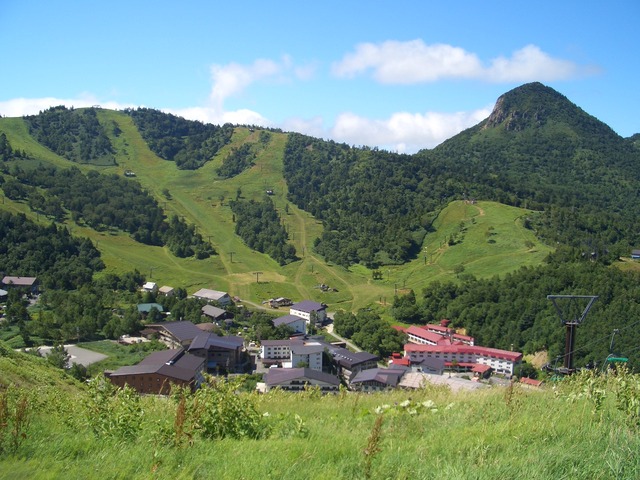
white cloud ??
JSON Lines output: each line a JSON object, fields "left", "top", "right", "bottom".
{"left": 330, "top": 107, "right": 492, "bottom": 153}
{"left": 0, "top": 96, "right": 136, "bottom": 117}
{"left": 485, "top": 44, "right": 581, "bottom": 82}
{"left": 209, "top": 58, "right": 283, "bottom": 111}
{"left": 333, "top": 40, "right": 589, "bottom": 84}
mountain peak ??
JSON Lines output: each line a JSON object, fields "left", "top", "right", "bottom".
{"left": 483, "top": 82, "right": 570, "bottom": 131}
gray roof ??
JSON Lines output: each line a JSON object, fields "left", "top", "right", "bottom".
{"left": 350, "top": 367, "right": 407, "bottom": 387}
{"left": 202, "top": 305, "right": 226, "bottom": 318}
{"left": 148, "top": 321, "right": 202, "bottom": 343}
{"left": 192, "top": 288, "right": 229, "bottom": 301}
{"left": 188, "top": 333, "right": 243, "bottom": 351}
{"left": 110, "top": 349, "right": 204, "bottom": 382}
{"left": 328, "top": 347, "right": 379, "bottom": 368}
{"left": 290, "top": 300, "right": 325, "bottom": 313}
{"left": 261, "top": 339, "right": 292, "bottom": 347}
{"left": 265, "top": 368, "right": 340, "bottom": 386}
{"left": 290, "top": 343, "right": 325, "bottom": 355}
{"left": 273, "top": 314, "right": 305, "bottom": 327}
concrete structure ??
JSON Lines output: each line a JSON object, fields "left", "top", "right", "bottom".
{"left": 260, "top": 338, "right": 324, "bottom": 371}
{"left": 105, "top": 349, "right": 205, "bottom": 394}
{"left": 142, "top": 281, "right": 158, "bottom": 293}
{"left": 405, "top": 324, "right": 474, "bottom": 346}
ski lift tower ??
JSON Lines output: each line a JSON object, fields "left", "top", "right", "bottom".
{"left": 547, "top": 295, "right": 598, "bottom": 374}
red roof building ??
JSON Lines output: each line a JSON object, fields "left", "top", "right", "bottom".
{"left": 404, "top": 343, "right": 522, "bottom": 376}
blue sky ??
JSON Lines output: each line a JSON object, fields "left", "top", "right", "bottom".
{"left": 1, "top": 1, "right": 638, "bottom": 153}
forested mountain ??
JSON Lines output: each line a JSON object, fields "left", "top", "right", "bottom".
{"left": 125, "top": 107, "right": 234, "bottom": 169}
{"left": 424, "top": 82, "right": 640, "bottom": 257}
{"left": 0, "top": 211, "right": 104, "bottom": 289}
{"left": 284, "top": 136, "right": 439, "bottom": 267}
{"left": 2, "top": 82, "right": 640, "bottom": 370}
{"left": 25, "top": 106, "right": 116, "bottom": 165}
{"left": 283, "top": 83, "right": 640, "bottom": 267}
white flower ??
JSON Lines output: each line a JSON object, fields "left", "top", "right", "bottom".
{"left": 422, "top": 400, "right": 435, "bottom": 408}
{"left": 399, "top": 400, "right": 411, "bottom": 408}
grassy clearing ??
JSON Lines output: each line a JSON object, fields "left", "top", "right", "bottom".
{"left": 1, "top": 113, "right": 553, "bottom": 313}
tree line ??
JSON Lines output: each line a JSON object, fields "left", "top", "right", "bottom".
{"left": 125, "top": 108, "right": 234, "bottom": 170}
{"left": 24, "top": 106, "right": 116, "bottom": 165}
{"left": 1, "top": 163, "right": 215, "bottom": 259}
{"left": 229, "top": 197, "right": 298, "bottom": 265}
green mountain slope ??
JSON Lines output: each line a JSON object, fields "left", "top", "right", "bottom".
{"left": 425, "top": 82, "right": 640, "bottom": 252}
{"left": 1, "top": 83, "right": 638, "bottom": 314}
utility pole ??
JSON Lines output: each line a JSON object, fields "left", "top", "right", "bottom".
{"left": 255, "top": 272, "right": 262, "bottom": 283}
{"left": 229, "top": 252, "right": 235, "bottom": 263}
{"left": 149, "top": 266, "right": 155, "bottom": 279}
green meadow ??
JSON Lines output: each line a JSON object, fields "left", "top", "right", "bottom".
{"left": 0, "top": 111, "right": 552, "bottom": 312}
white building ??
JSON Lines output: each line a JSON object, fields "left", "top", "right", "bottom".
{"left": 289, "top": 300, "right": 327, "bottom": 325}
{"left": 191, "top": 288, "right": 231, "bottom": 306}
{"left": 273, "top": 314, "right": 307, "bottom": 334}
{"left": 260, "top": 339, "right": 324, "bottom": 371}
{"left": 404, "top": 344, "right": 522, "bottom": 376}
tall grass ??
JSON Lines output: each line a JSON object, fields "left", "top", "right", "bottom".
{"left": 1, "top": 370, "right": 638, "bottom": 479}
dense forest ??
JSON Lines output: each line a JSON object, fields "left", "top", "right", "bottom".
{"left": 229, "top": 198, "right": 298, "bottom": 265}
{"left": 1, "top": 163, "right": 214, "bottom": 259}
{"left": 125, "top": 107, "right": 234, "bottom": 169}
{"left": 284, "top": 134, "right": 439, "bottom": 267}
{"left": 333, "top": 309, "right": 405, "bottom": 358}
{"left": 216, "top": 143, "right": 255, "bottom": 178}
{"left": 0, "top": 211, "right": 104, "bottom": 290}
{"left": 25, "top": 106, "right": 116, "bottom": 165}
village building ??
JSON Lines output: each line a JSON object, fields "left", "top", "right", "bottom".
{"left": 404, "top": 344, "right": 522, "bottom": 376}
{"left": 1, "top": 276, "right": 39, "bottom": 294}
{"left": 191, "top": 288, "right": 231, "bottom": 306}
{"left": 142, "top": 321, "right": 202, "bottom": 349}
{"left": 158, "top": 285, "right": 175, "bottom": 297}
{"left": 289, "top": 300, "right": 327, "bottom": 326}
{"left": 259, "top": 338, "right": 324, "bottom": 371}
{"left": 141, "top": 281, "right": 158, "bottom": 293}
{"left": 350, "top": 365, "right": 409, "bottom": 392}
{"left": 187, "top": 333, "right": 246, "bottom": 373}
{"left": 262, "top": 367, "right": 340, "bottom": 393}
{"left": 326, "top": 347, "right": 379, "bottom": 382}
{"left": 273, "top": 314, "right": 307, "bottom": 334}
{"left": 105, "top": 348, "right": 205, "bottom": 394}
{"left": 201, "top": 304, "right": 228, "bottom": 323}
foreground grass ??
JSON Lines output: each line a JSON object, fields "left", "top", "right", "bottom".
{"left": 1, "top": 358, "right": 638, "bottom": 479}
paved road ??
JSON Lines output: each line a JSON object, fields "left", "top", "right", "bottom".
{"left": 34, "top": 344, "right": 107, "bottom": 367}
{"left": 324, "top": 323, "right": 361, "bottom": 352}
